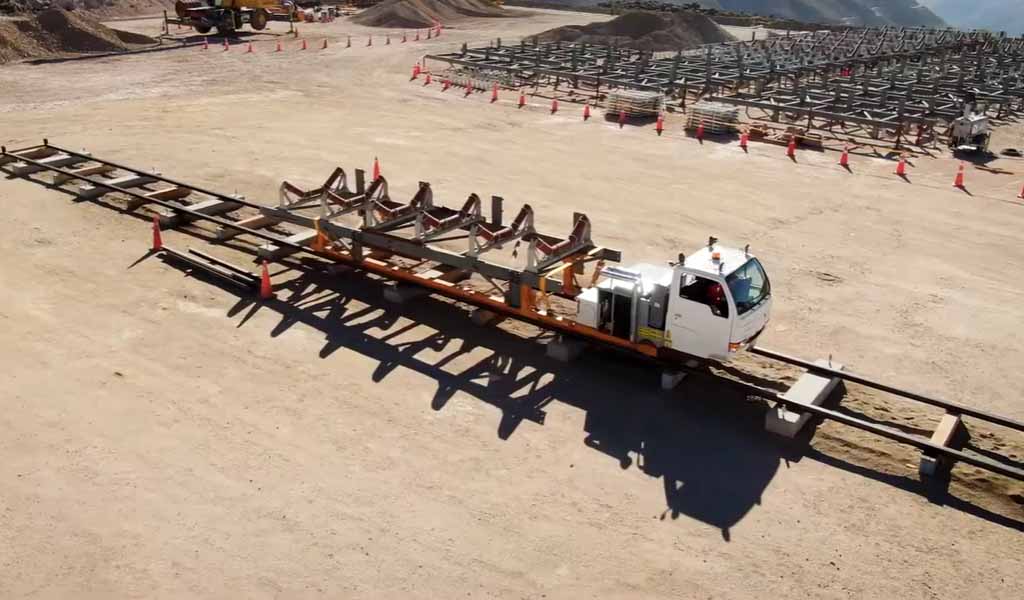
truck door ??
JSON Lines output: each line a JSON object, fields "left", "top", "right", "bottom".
{"left": 667, "top": 271, "right": 732, "bottom": 359}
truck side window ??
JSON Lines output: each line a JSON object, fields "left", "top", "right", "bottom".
{"left": 679, "top": 275, "right": 729, "bottom": 318}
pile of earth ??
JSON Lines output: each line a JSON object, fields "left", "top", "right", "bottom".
{"left": 0, "top": 7, "right": 156, "bottom": 63}
{"left": 1, "top": 0, "right": 175, "bottom": 19}
{"left": 353, "top": 0, "right": 513, "bottom": 29}
{"left": 531, "top": 10, "right": 735, "bottom": 51}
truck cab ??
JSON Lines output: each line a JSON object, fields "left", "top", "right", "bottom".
{"left": 575, "top": 239, "right": 771, "bottom": 362}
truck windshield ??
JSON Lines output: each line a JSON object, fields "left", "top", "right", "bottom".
{"left": 726, "top": 258, "right": 770, "bottom": 315}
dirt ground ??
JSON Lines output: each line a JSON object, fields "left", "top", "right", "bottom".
{"left": 1, "top": 8, "right": 1023, "bottom": 599}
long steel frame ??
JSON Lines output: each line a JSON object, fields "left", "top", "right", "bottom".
{"left": 3, "top": 140, "right": 1024, "bottom": 483}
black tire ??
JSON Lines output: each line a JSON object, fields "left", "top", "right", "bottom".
{"left": 194, "top": 23, "right": 212, "bottom": 34}
{"left": 251, "top": 9, "right": 269, "bottom": 31}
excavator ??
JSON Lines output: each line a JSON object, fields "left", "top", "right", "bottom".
{"left": 175, "top": 0, "right": 282, "bottom": 36}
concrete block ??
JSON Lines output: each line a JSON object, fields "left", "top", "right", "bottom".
{"left": 546, "top": 336, "right": 585, "bottom": 362}
{"left": 766, "top": 359, "right": 844, "bottom": 438}
{"left": 158, "top": 197, "right": 242, "bottom": 227}
{"left": 661, "top": 370, "right": 688, "bottom": 391}
{"left": 77, "top": 174, "right": 157, "bottom": 200}
{"left": 470, "top": 308, "right": 502, "bottom": 326}
{"left": 919, "top": 413, "right": 964, "bottom": 477}
{"left": 9, "top": 153, "right": 90, "bottom": 176}
{"left": 53, "top": 164, "right": 115, "bottom": 185}
{"left": 382, "top": 282, "right": 431, "bottom": 304}
{"left": 257, "top": 230, "right": 318, "bottom": 260}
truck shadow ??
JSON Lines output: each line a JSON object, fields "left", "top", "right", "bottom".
{"left": 224, "top": 262, "right": 779, "bottom": 541}
{"left": 204, "top": 260, "right": 1021, "bottom": 536}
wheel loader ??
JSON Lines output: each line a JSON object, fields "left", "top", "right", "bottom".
{"left": 175, "top": 0, "right": 282, "bottom": 36}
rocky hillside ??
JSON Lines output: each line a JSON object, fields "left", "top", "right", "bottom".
{"left": 921, "top": 1, "right": 1022, "bottom": 36}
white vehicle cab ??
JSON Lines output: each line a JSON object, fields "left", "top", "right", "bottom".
{"left": 575, "top": 237, "right": 771, "bottom": 361}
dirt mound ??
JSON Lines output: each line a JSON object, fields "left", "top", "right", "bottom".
{"left": 0, "top": 7, "right": 155, "bottom": 63}
{"left": 353, "top": 0, "right": 512, "bottom": 29}
{"left": 532, "top": 10, "right": 734, "bottom": 52}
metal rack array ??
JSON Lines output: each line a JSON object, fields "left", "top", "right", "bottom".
{"left": 426, "top": 26, "right": 1024, "bottom": 147}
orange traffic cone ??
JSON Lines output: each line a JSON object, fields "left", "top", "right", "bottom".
{"left": 1019, "top": 183, "right": 1024, "bottom": 199}
{"left": 246, "top": 42, "right": 253, "bottom": 53}
{"left": 412, "top": 64, "right": 420, "bottom": 80}
{"left": 551, "top": 98, "right": 558, "bottom": 114}
{"left": 655, "top": 114, "right": 664, "bottom": 136}
{"left": 151, "top": 215, "right": 163, "bottom": 251}
{"left": 435, "top": 25, "right": 441, "bottom": 37}
{"left": 275, "top": 40, "right": 282, "bottom": 52}
{"left": 367, "top": 35, "right": 373, "bottom": 47}
{"left": 402, "top": 32, "right": 407, "bottom": 43}
{"left": 386, "top": 34, "right": 391, "bottom": 45}
{"left": 583, "top": 104, "right": 591, "bottom": 121}
{"left": 787, "top": 137, "right": 797, "bottom": 158}
{"left": 202, "top": 37, "right": 208, "bottom": 50}
{"left": 618, "top": 110, "right": 626, "bottom": 128}
{"left": 442, "top": 79, "right": 450, "bottom": 91}
{"left": 464, "top": 81, "right": 472, "bottom": 96}
{"left": 322, "top": 38, "right": 328, "bottom": 50}
{"left": 696, "top": 121, "right": 705, "bottom": 141}
{"left": 839, "top": 146, "right": 849, "bottom": 167}
{"left": 739, "top": 131, "right": 749, "bottom": 151}
{"left": 427, "top": 28, "right": 432, "bottom": 39}
{"left": 415, "top": 30, "right": 420, "bottom": 41}
{"left": 424, "top": 73, "right": 432, "bottom": 86}
{"left": 953, "top": 162, "right": 965, "bottom": 187}
{"left": 301, "top": 39, "right": 307, "bottom": 50}
{"left": 372, "top": 157, "right": 381, "bottom": 181}
{"left": 518, "top": 92, "right": 525, "bottom": 108}
{"left": 491, "top": 84, "right": 499, "bottom": 103}
{"left": 223, "top": 39, "right": 229, "bottom": 51}
{"left": 259, "top": 261, "right": 274, "bottom": 300}
{"left": 895, "top": 155, "right": 907, "bottom": 176}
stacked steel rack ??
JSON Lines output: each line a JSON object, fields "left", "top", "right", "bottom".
{"left": 427, "top": 26, "right": 1024, "bottom": 147}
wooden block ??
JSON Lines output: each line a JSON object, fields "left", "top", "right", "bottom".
{"left": 53, "top": 164, "right": 115, "bottom": 185}
{"left": 216, "top": 214, "right": 281, "bottom": 241}
{"left": 919, "top": 413, "right": 964, "bottom": 477}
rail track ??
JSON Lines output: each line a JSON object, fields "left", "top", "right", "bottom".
{"left": 3, "top": 139, "right": 1022, "bottom": 484}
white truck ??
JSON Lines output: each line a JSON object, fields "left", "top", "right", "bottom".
{"left": 575, "top": 238, "right": 772, "bottom": 361}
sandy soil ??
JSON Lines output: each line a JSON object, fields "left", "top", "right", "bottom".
{"left": 1, "top": 9, "right": 1023, "bottom": 599}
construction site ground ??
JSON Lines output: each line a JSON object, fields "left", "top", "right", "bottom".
{"left": 2, "top": 8, "right": 1023, "bottom": 599}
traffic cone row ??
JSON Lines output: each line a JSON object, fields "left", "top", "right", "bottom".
{"left": 204, "top": 38, "right": 340, "bottom": 52}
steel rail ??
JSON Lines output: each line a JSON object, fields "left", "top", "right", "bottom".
{"left": 706, "top": 371, "right": 1024, "bottom": 482}
{"left": 750, "top": 346, "right": 1024, "bottom": 432}
{"left": 4, "top": 145, "right": 1023, "bottom": 482}
{"left": 1, "top": 145, "right": 306, "bottom": 250}
{"left": 30, "top": 141, "right": 271, "bottom": 211}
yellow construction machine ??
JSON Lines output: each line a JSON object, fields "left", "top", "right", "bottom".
{"left": 175, "top": 0, "right": 283, "bottom": 36}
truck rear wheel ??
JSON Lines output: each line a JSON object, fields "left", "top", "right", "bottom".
{"left": 194, "top": 23, "right": 212, "bottom": 34}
